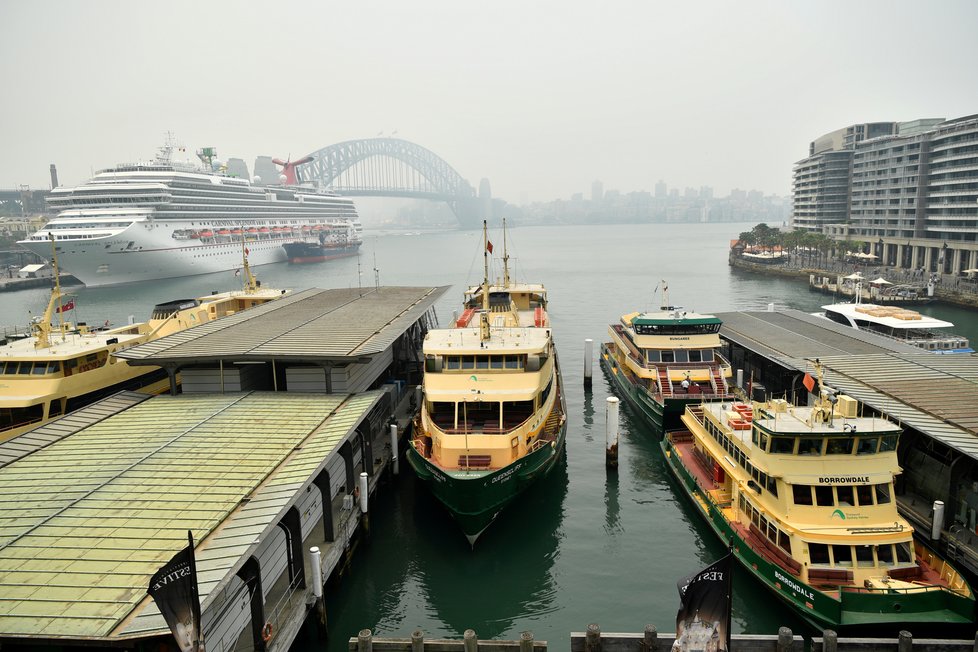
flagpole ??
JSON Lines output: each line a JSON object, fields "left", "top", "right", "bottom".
{"left": 187, "top": 530, "right": 204, "bottom": 652}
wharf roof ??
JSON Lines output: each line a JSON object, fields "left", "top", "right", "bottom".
{"left": 116, "top": 286, "right": 447, "bottom": 365}
{"left": 717, "top": 309, "right": 978, "bottom": 460}
{"left": 0, "top": 390, "right": 383, "bottom": 640}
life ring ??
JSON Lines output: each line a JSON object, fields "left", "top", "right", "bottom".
{"left": 261, "top": 622, "right": 273, "bottom": 642}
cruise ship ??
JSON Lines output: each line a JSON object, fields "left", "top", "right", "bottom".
{"left": 19, "top": 139, "right": 362, "bottom": 286}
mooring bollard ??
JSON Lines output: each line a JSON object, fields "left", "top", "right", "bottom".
{"left": 310, "top": 547, "right": 326, "bottom": 637}
{"left": 584, "top": 338, "right": 593, "bottom": 390}
{"left": 585, "top": 623, "right": 601, "bottom": 652}
{"left": 390, "top": 423, "right": 399, "bottom": 476}
{"left": 606, "top": 397, "right": 619, "bottom": 469}
{"left": 898, "top": 631, "right": 913, "bottom": 652}
{"left": 359, "top": 472, "right": 369, "bottom": 514}
{"left": 822, "top": 629, "right": 838, "bottom": 652}
{"left": 642, "top": 624, "right": 657, "bottom": 651}
{"left": 358, "top": 629, "right": 373, "bottom": 652}
{"left": 777, "top": 627, "right": 793, "bottom": 651}
{"left": 932, "top": 500, "right": 944, "bottom": 540}
{"left": 519, "top": 631, "right": 534, "bottom": 652}
{"left": 463, "top": 629, "right": 477, "bottom": 652}
{"left": 411, "top": 629, "right": 424, "bottom": 652}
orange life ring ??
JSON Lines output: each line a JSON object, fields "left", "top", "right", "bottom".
{"left": 261, "top": 622, "right": 273, "bottom": 642}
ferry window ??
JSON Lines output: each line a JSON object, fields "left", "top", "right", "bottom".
{"left": 826, "top": 438, "right": 853, "bottom": 455}
{"left": 32, "top": 364, "right": 47, "bottom": 375}
{"left": 475, "top": 357, "right": 489, "bottom": 370}
{"left": 700, "top": 349, "right": 715, "bottom": 362}
{"left": 17, "top": 362, "right": 33, "bottom": 374}
{"left": 895, "top": 542, "right": 912, "bottom": 563}
{"left": 832, "top": 545, "right": 853, "bottom": 567}
{"left": 875, "top": 483, "right": 891, "bottom": 504}
{"left": 758, "top": 433, "right": 769, "bottom": 451}
{"left": 769, "top": 437, "right": 795, "bottom": 454}
{"left": 0, "top": 362, "right": 7, "bottom": 374}
{"left": 836, "top": 486, "right": 855, "bottom": 506}
{"left": 505, "top": 356, "right": 521, "bottom": 369}
{"left": 856, "top": 485, "right": 874, "bottom": 506}
{"left": 490, "top": 357, "right": 504, "bottom": 369}
{"left": 778, "top": 531, "right": 791, "bottom": 554}
{"left": 809, "top": 543, "right": 830, "bottom": 565}
{"left": 798, "top": 438, "right": 822, "bottom": 455}
{"left": 674, "top": 350, "right": 688, "bottom": 363}
{"left": 879, "top": 435, "right": 898, "bottom": 452}
{"left": 751, "top": 430, "right": 759, "bottom": 446}
{"left": 461, "top": 357, "right": 475, "bottom": 370}
{"left": 751, "top": 509, "right": 760, "bottom": 528}
{"left": 688, "top": 350, "right": 702, "bottom": 362}
{"left": 856, "top": 437, "right": 879, "bottom": 455}
{"left": 876, "top": 544, "right": 894, "bottom": 565}
{"left": 815, "top": 486, "right": 834, "bottom": 507}
{"left": 766, "top": 476, "right": 778, "bottom": 497}
{"left": 48, "top": 398, "right": 64, "bottom": 418}
{"left": 446, "top": 357, "right": 461, "bottom": 370}
{"left": 661, "top": 351, "right": 675, "bottom": 363}
{"left": 793, "top": 485, "right": 813, "bottom": 505}
{"left": 646, "top": 350, "right": 660, "bottom": 363}
{"left": 767, "top": 521, "right": 778, "bottom": 542}
{"left": 855, "top": 545, "right": 875, "bottom": 567}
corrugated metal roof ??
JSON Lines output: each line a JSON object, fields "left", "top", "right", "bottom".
{"left": 0, "top": 390, "right": 381, "bottom": 639}
{"left": 716, "top": 310, "right": 978, "bottom": 460}
{"left": 0, "top": 392, "right": 154, "bottom": 469}
{"left": 116, "top": 286, "right": 446, "bottom": 363}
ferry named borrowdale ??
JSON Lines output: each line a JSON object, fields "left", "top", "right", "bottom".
{"left": 19, "top": 138, "right": 362, "bottom": 286}
{"left": 661, "top": 360, "right": 973, "bottom": 632}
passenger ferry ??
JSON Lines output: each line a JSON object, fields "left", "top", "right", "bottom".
{"left": 0, "top": 240, "right": 287, "bottom": 441}
{"left": 18, "top": 136, "right": 362, "bottom": 286}
{"left": 661, "top": 361, "right": 974, "bottom": 631}
{"left": 407, "top": 221, "right": 567, "bottom": 544}
{"left": 819, "top": 301, "right": 972, "bottom": 354}
{"left": 600, "top": 286, "right": 734, "bottom": 431}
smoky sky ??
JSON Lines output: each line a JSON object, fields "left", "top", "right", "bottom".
{"left": 2, "top": 0, "right": 977, "bottom": 204}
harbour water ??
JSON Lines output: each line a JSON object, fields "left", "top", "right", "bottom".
{"left": 2, "top": 222, "right": 975, "bottom": 649}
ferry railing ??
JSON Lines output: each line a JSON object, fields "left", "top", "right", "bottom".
{"left": 264, "top": 568, "right": 306, "bottom": 644}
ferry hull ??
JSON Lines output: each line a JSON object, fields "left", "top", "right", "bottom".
{"left": 407, "top": 423, "right": 566, "bottom": 542}
{"left": 660, "top": 434, "right": 975, "bottom": 632}
{"left": 599, "top": 342, "right": 694, "bottom": 432}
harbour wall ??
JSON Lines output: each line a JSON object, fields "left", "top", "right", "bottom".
{"left": 728, "top": 253, "right": 978, "bottom": 309}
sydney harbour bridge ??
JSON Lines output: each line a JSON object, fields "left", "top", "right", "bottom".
{"left": 293, "top": 138, "right": 486, "bottom": 229}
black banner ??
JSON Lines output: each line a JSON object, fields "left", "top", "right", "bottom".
{"left": 672, "top": 553, "right": 732, "bottom": 652}
{"left": 148, "top": 532, "right": 203, "bottom": 652}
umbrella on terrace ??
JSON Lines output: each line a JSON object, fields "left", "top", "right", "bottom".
{"left": 869, "top": 277, "right": 892, "bottom": 285}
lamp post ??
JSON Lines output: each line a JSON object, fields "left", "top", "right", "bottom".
{"left": 877, "top": 238, "right": 884, "bottom": 265}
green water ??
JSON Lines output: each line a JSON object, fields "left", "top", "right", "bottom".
{"left": 2, "top": 223, "right": 974, "bottom": 648}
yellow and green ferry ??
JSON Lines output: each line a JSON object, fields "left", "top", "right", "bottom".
{"left": 407, "top": 222, "right": 566, "bottom": 544}
{"left": 661, "top": 361, "right": 973, "bottom": 631}
{"left": 601, "top": 287, "right": 734, "bottom": 431}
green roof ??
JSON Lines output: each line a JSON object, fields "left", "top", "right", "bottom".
{"left": 631, "top": 316, "right": 721, "bottom": 326}
{"left": 0, "top": 391, "right": 380, "bottom": 640}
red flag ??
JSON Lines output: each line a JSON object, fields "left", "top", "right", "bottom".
{"left": 244, "top": 247, "right": 250, "bottom": 255}
{"left": 486, "top": 241, "right": 494, "bottom": 254}
{"left": 56, "top": 300, "right": 75, "bottom": 313}
{"left": 803, "top": 373, "right": 815, "bottom": 392}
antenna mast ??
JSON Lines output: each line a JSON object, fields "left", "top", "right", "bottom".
{"left": 503, "top": 217, "right": 511, "bottom": 287}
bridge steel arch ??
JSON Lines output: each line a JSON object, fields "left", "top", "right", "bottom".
{"left": 295, "top": 138, "right": 480, "bottom": 228}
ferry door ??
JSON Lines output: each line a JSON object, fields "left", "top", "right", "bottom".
{"left": 712, "top": 460, "right": 725, "bottom": 484}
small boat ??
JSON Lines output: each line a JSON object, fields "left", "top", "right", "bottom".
{"left": 198, "top": 229, "right": 214, "bottom": 238}
{"left": 258, "top": 226, "right": 270, "bottom": 234}
{"left": 246, "top": 227, "right": 258, "bottom": 234}
{"left": 0, "top": 240, "right": 288, "bottom": 442}
{"left": 407, "top": 220, "right": 566, "bottom": 544}
{"left": 600, "top": 283, "right": 735, "bottom": 431}
{"left": 818, "top": 296, "right": 971, "bottom": 354}
{"left": 661, "top": 360, "right": 974, "bottom": 632}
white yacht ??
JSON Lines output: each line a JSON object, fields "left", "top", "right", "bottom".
{"left": 820, "top": 302, "right": 972, "bottom": 353}
{"left": 19, "top": 138, "right": 362, "bottom": 286}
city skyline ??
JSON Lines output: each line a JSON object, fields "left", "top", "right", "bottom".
{"left": 2, "top": 1, "right": 977, "bottom": 203}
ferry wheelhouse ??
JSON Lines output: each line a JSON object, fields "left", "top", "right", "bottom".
{"left": 601, "top": 294, "right": 734, "bottom": 430}
{"left": 661, "top": 363, "right": 973, "bottom": 631}
{"left": 407, "top": 222, "right": 566, "bottom": 544}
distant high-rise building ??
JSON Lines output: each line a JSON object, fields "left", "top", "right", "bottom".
{"left": 591, "top": 180, "right": 604, "bottom": 203}
{"left": 700, "top": 186, "right": 713, "bottom": 200}
{"left": 253, "top": 156, "right": 279, "bottom": 185}
{"left": 684, "top": 187, "right": 698, "bottom": 199}
{"left": 655, "top": 180, "right": 667, "bottom": 198}
{"left": 226, "top": 158, "right": 250, "bottom": 180}
{"left": 668, "top": 188, "right": 679, "bottom": 199}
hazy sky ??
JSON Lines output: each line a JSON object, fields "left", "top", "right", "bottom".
{"left": 2, "top": 1, "right": 977, "bottom": 203}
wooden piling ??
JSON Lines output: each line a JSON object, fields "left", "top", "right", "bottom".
{"left": 642, "top": 625, "right": 657, "bottom": 652}
{"left": 584, "top": 339, "right": 593, "bottom": 390}
{"left": 520, "top": 631, "right": 534, "bottom": 652}
{"left": 585, "top": 623, "right": 602, "bottom": 652}
{"left": 411, "top": 630, "right": 424, "bottom": 652}
{"left": 358, "top": 629, "right": 373, "bottom": 652}
{"left": 898, "top": 631, "right": 913, "bottom": 652}
{"left": 777, "top": 627, "right": 793, "bottom": 651}
{"left": 464, "top": 629, "right": 478, "bottom": 652}
{"left": 822, "top": 629, "right": 838, "bottom": 652}
{"left": 605, "top": 398, "right": 619, "bottom": 469}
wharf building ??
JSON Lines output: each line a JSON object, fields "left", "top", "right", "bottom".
{"left": 791, "top": 115, "right": 978, "bottom": 275}
{"left": 0, "top": 286, "right": 445, "bottom": 652}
